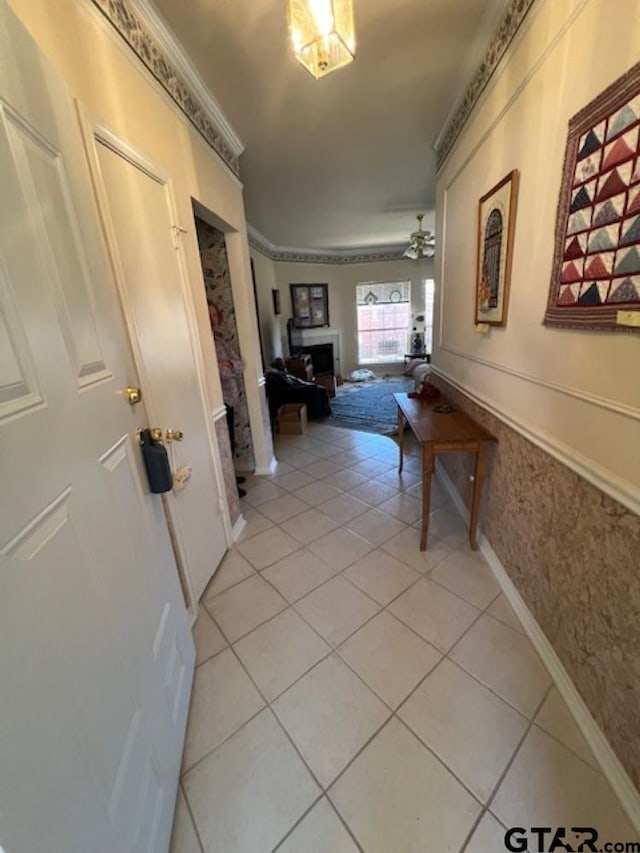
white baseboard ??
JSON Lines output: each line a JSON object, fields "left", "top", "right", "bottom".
{"left": 254, "top": 456, "right": 278, "bottom": 476}
{"left": 435, "top": 461, "right": 640, "bottom": 832}
{"left": 231, "top": 514, "right": 246, "bottom": 542}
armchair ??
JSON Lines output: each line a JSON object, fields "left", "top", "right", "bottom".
{"left": 265, "top": 363, "right": 332, "bottom": 427}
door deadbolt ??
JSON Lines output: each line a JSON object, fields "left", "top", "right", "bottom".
{"left": 165, "top": 429, "right": 184, "bottom": 442}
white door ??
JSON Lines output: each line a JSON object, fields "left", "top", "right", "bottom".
{"left": 84, "top": 128, "right": 228, "bottom": 602}
{"left": 0, "top": 4, "right": 194, "bottom": 851}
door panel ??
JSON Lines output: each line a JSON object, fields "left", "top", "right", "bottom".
{"left": 0, "top": 2, "right": 194, "bottom": 850}
{"left": 5, "top": 108, "right": 111, "bottom": 387}
{"left": 90, "top": 134, "right": 228, "bottom": 601}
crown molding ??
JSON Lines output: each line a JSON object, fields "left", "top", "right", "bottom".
{"left": 89, "top": 0, "right": 243, "bottom": 176}
{"left": 434, "top": 0, "right": 537, "bottom": 170}
{"left": 247, "top": 225, "right": 408, "bottom": 265}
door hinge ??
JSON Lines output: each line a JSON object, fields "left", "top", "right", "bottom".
{"left": 171, "top": 224, "right": 188, "bottom": 249}
{"left": 218, "top": 496, "right": 226, "bottom": 515}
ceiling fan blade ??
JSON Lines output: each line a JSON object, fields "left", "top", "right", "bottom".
{"left": 404, "top": 215, "right": 436, "bottom": 259}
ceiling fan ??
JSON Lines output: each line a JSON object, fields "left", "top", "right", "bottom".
{"left": 403, "top": 214, "right": 436, "bottom": 260}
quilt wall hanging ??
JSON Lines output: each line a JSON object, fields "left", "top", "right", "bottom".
{"left": 544, "top": 60, "right": 640, "bottom": 333}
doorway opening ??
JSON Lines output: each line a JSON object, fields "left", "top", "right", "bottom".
{"left": 194, "top": 213, "right": 255, "bottom": 521}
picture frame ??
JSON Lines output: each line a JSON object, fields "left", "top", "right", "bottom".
{"left": 475, "top": 169, "right": 519, "bottom": 326}
{"left": 290, "top": 283, "right": 329, "bottom": 327}
{"left": 272, "top": 289, "right": 281, "bottom": 315}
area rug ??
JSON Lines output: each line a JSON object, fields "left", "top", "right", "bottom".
{"left": 323, "top": 377, "right": 414, "bottom": 435}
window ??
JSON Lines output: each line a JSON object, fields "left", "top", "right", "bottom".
{"left": 423, "top": 279, "right": 435, "bottom": 353}
{"left": 356, "top": 281, "right": 410, "bottom": 364}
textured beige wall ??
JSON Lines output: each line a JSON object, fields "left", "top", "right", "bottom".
{"left": 8, "top": 0, "right": 276, "bottom": 480}
{"left": 433, "top": 0, "right": 640, "bottom": 791}
{"left": 214, "top": 418, "right": 241, "bottom": 526}
{"left": 432, "top": 375, "right": 640, "bottom": 789}
{"left": 270, "top": 257, "right": 434, "bottom": 374}
{"left": 250, "top": 250, "right": 283, "bottom": 365}
{"left": 6, "top": 0, "right": 267, "bottom": 452}
{"left": 435, "top": 0, "right": 640, "bottom": 502}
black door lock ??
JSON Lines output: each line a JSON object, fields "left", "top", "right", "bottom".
{"left": 138, "top": 428, "right": 173, "bottom": 494}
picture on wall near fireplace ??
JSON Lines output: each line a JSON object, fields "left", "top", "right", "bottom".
{"left": 290, "top": 283, "right": 329, "bottom": 327}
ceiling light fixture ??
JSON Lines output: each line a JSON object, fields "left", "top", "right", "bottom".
{"left": 287, "top": 0, "right": 355, "bottom": 79}
{"left": 404, "top": 214, "right": 436, "bottom": 260}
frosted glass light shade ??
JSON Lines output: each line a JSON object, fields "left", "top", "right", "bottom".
{"left": 287, "top": 0, "right": 355, "bottom": 79}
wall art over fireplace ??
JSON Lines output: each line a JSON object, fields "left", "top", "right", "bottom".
{"left": 544, "top": 60, "right": 640, "bottom": 333}
{"left": 290, "top": 283, "right": 329, "bottom": 327}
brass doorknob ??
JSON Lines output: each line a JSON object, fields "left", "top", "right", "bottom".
{"left": 126, "top": 386, "right": 142, "bottom": 405}
{"left": 165, "top": 429, "right": 184, "bottom": 442}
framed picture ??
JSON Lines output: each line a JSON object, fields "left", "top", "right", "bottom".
{"left": 409, "top": 331, "right": 424, "bottom": 354}
{"left": 543, "top": 60, "right": 640, "bottom": 332}
{"left": 290, "top": 283, "right": 329, "bottom": 327}
{"left": 475, "top": 169, "right": 519, "bottom": 326}
{"left": 272, "top": 289, "right": 281, "bottom": 315}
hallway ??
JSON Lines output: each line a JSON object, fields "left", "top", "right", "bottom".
{"left": 171, "top": 423, "right": 634, "bottom": 852}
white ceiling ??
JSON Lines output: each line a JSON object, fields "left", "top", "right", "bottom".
{"left": 152, "top": 0, "right": 509, "bottom": 250}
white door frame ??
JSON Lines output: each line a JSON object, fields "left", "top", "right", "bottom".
{"left": 76, "top": 106, "right": 234, "bottom": 611}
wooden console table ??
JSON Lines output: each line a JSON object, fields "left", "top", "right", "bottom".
{"left": 394, "top": 393, "right": 496, "bottom": 551}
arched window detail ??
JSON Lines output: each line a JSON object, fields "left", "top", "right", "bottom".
{"left": 483, "top": 209, "right": 503, "bottom": 308}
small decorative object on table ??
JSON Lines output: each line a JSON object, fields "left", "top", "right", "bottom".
{"left": 408, "top": 381, "right": 440, "bottom": 402}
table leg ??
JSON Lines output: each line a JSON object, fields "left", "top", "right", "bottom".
{"left": 469, "top": 442, "right": 488, "bottom": 550}
{"left": 420, "top": 445, "right": 434, "bottom": 551}
{"left": 397, "top": 407, "right": 404, "bottom": 473}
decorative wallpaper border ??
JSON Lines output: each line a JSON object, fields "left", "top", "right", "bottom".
{"left": 90, "top": 0, "right": 241, "bottom": 176}
{"left": 435, "top": 0, "right": 537, "bottom": 170}
{"left": 247, "top": 229, "right": 407, "bottom": 265}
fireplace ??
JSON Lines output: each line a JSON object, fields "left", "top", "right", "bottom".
{"left": 304, "top": 343, "right": 334, "bottom": 376}
{"left": 303, "top": 343, "right": 335, "bottom": 397}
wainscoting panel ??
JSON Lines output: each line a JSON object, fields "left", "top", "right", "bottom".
{"left": 430, "top": 374, "right": 640, "bottom": 792}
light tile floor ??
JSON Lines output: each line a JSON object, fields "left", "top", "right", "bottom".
{"left": 171, "top": 422, "right": 635, "bottom": 853}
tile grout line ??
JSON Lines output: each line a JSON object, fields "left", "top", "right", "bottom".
{"left": 211, "top": 501, "right": 531, "bottom": 719}
{"left": 177, "top": 779, "right": 206, "bottom": 853}
{"left": 210, "top": 551, "right": 495, "bottom": 835}
{"left": 184, "top": 426, "right": 555, "bottom": 850}
{"left": 457, "top": 684, "right": 554, "bottom": 853}
{"left": 323, "top": 796, "right": 367, "bottom": 853}
{"left": 394, "top": 589, "right": 549, "bottom": 724}
{"left": 223, "top": 631, "right": 374, "bottom": 852}
{"left": 267, "top": 792, "right": 327, "bottom": 852}
{"left": 187, "top": 552, "right": 450, "bottom": 847}
{"left": 205, "top": 504, "right": 531, "bottom": 732}
{"left": 194, "top": 571, "right": 550, "bottom": 799}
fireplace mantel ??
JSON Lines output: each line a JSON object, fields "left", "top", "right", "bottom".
{"left": 298, "top": 327, "right": 342, "bottom": 374}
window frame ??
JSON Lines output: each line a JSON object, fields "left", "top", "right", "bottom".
{"left": 355, "top": 280, "right": 411, "bottom": 365}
